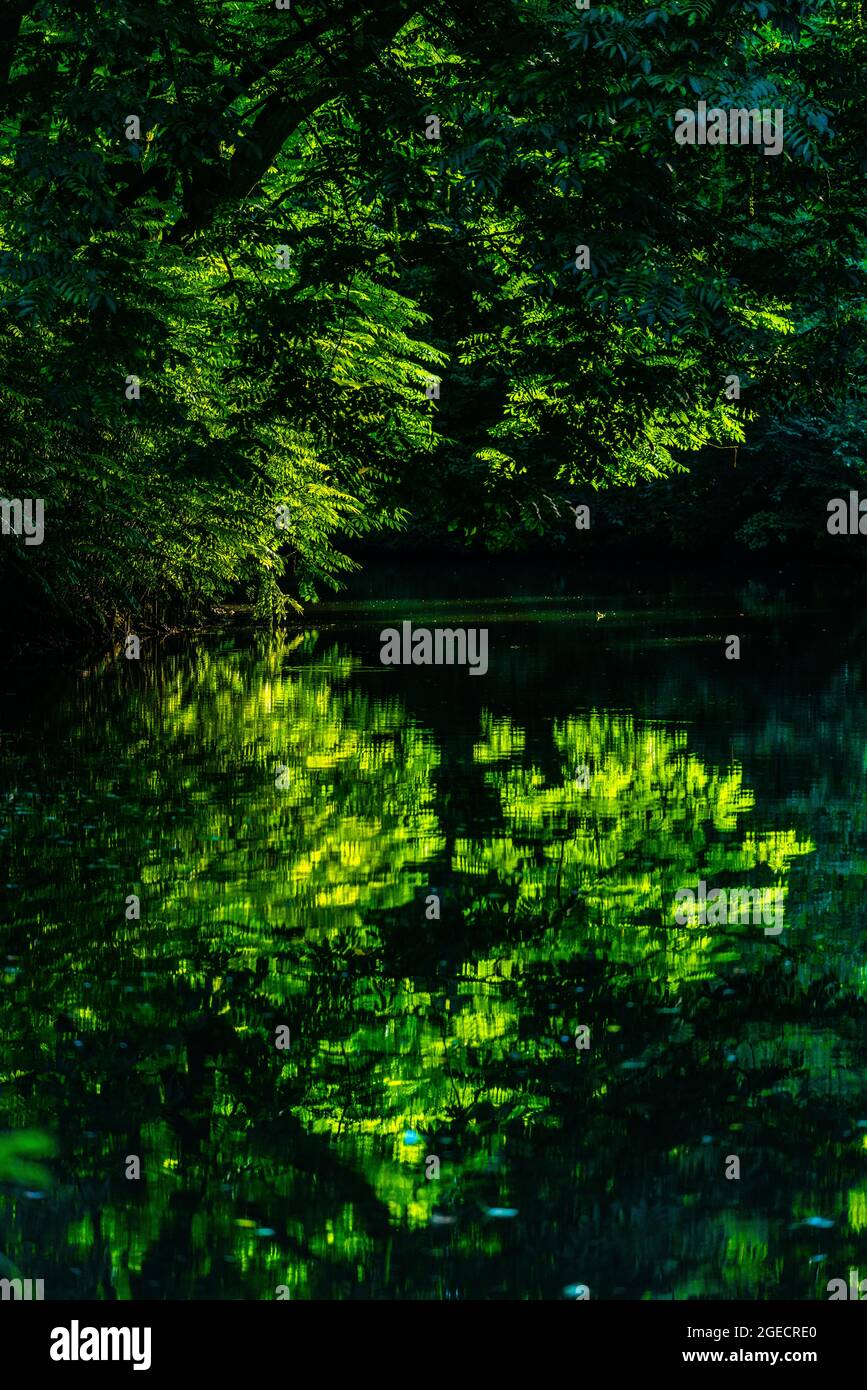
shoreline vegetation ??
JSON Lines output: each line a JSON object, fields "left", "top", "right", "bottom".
{"left": 3, "top": 536, "right": 867, "bottom": 664}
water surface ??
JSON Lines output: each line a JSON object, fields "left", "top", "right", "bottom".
{"left": 1, "top": 568, "right": 866, "bottom": 1299}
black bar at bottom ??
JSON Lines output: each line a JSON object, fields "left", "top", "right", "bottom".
{"left": 4, "top": 1297, "right": 861, "bottom": 1377}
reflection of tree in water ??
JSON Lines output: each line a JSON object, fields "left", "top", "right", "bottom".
{"left": 457, "top": 710, "right": 813, "bottom": 964}
{"left": 0, "top": 641, "right": 865, "bottom": 1299}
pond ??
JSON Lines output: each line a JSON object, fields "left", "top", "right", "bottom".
{"left": 1, "top": 561, "right": 866, "bottom": 1300}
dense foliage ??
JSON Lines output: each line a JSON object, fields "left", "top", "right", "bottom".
{"left": 0, "top": 1, "right": 864, "bottom": 633}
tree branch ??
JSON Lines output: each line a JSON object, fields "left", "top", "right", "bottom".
{"left": 167, "top": 1, "right": 415, "bottom": 243}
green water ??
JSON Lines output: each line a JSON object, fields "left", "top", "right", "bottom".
{"left": 1, "top": 570, "right": 866, "bottom": 1300}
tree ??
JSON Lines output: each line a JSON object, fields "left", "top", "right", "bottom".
{"left": 0, "top": 2, "right": 863, "bottom": 635}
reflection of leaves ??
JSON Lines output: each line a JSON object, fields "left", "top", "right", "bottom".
{"left": 0, "top": 1131, "right": 55, "bottom": 1187}
{"left": 454, "top": 711, "right": 814, "bottom": 977}
{"left": 0, "top": 637, "right": 863, "bottom": 1300}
